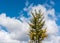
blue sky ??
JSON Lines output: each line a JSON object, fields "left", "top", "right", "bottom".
{"left": 0, "top": 0, "right": 60, "bottom": 25}
{"left": 0, "top": 0, "right": 60, "bottom": 43}
{"left": 0, "top": 0, "right": 60, "bottom": 17}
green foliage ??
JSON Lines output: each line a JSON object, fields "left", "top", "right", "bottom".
{"left": 28, "top": 10, "right": 47, "bottom": 43}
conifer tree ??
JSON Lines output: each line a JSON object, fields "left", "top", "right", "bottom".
{"left": 28, "top": 10, "right": 47, "bottom": 43}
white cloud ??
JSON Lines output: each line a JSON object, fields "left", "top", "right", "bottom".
{"left": 0, "top": 30, "right": 20, "bottom": 43}
{"left": 47, "top": 9, "right": 55, "bottom": 17}
{"left": 45, "top": 20, "right": 58, "bottom": 34}
{"left": 0, "top": 13, "right": 29, "bottom": 43}
{"left": 42, "top": 35, "right": 60, "bottom": 43}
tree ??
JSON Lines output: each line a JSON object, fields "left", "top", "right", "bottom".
{"left": 28, "top": 10, "right": 47, "bottom": 43}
